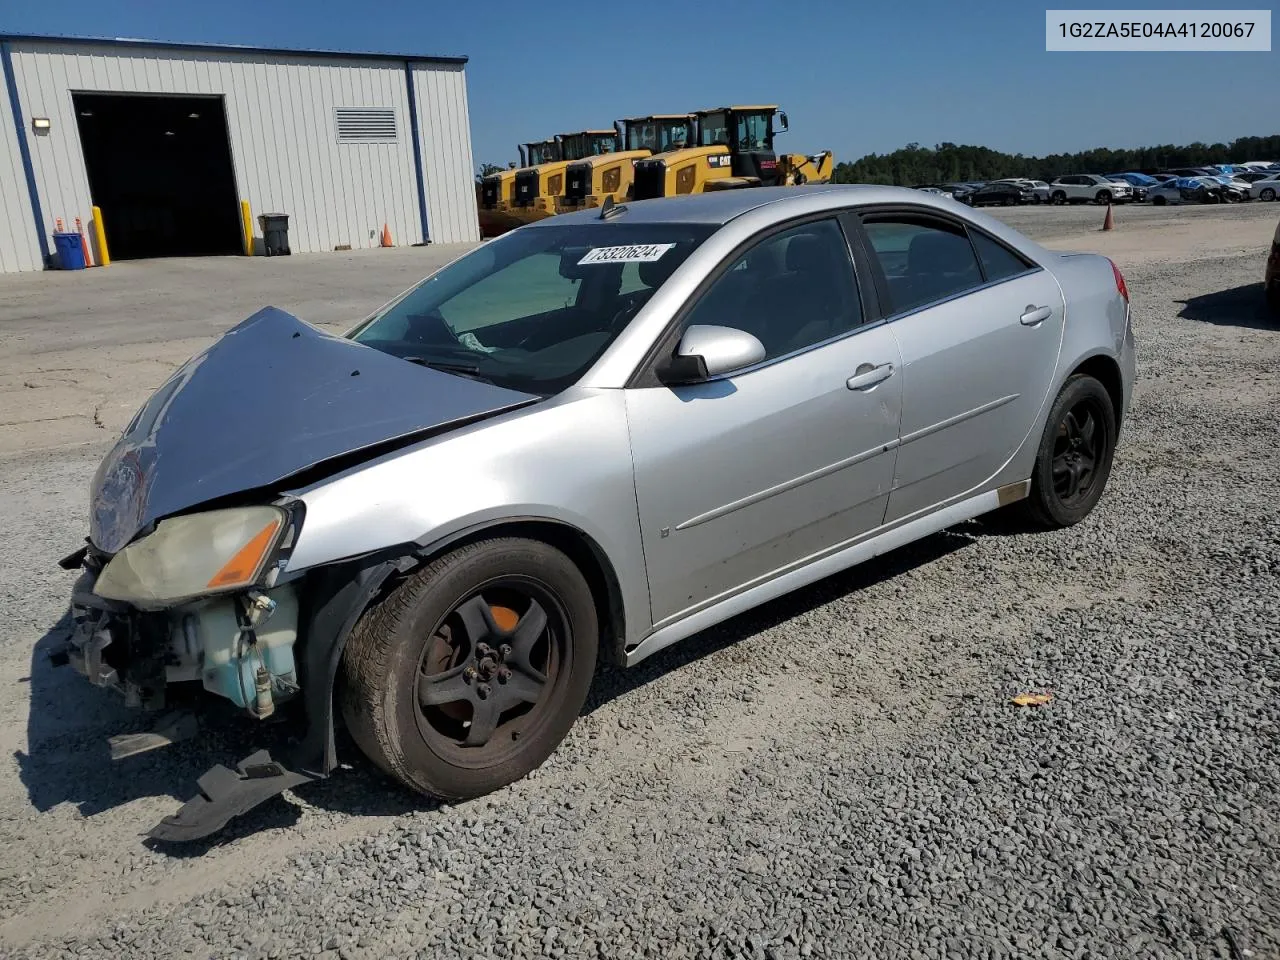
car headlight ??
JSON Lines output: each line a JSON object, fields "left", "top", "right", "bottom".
{"left": 94, "top": 505, "right": 290, "bottom": 608}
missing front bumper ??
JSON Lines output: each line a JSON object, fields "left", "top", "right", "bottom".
{"left": 59, "top": 565, "right": 303, "bottom": 717}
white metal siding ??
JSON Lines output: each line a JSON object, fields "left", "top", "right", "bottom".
{"left": 412, "top": 62, "right": 480, "bottom": 244}
{"left": 5, "top": 42, "right": 476, "bottom": 263}
{"left": 0, "top": 77, "right": 41, "bottom": 273}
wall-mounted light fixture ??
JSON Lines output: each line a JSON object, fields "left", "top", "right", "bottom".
{"left": 31, "top": 117, "right": 51, "bottom": 133}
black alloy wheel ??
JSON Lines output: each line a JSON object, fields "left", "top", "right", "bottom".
{"left": 341, "top": 537, "right": 598, "bottom": 800}
{"left": 1018, "top": 373, "right": 1118, "bottom": 529}
{"left": 1050, "top": 398, "right": 1105, "bottom": 509}
{"left": 414, "top": 578, "right": 569, "bottom": 766}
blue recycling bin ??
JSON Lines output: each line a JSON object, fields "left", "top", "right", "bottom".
{"left": 53, "top": 232, "right": 86, "bottom": 270}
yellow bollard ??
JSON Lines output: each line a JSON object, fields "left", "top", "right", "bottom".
{"left": 240, "top": 200, "right": 254, "bottom": 256}
{"left": 90, "top": 206, "right": 110, "bottom": 266}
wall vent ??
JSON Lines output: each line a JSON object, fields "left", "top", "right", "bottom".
{"left": 335, "top": 107, "right": 397, "bottom": 143}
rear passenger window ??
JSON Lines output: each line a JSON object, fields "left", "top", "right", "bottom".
{"left": 862, "top": 217, "right": 984, "bottom": 314}
{"left": 970, "top": 231, "right": 1034, "bottom": 283}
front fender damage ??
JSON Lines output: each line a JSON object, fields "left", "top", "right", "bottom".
{"left": 144, "top": 555, "right": 405, "bottom": 843}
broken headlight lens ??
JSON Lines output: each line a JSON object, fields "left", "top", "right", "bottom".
{"left": 94, "top": 505, "right": 288, "bottom": 608}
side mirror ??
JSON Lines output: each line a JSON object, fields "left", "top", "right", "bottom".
{"left": 657, "top": 324, "right": 766, "bottom": 384}
{"left": 777, "top": 111, "right": 789, "bottom": 132}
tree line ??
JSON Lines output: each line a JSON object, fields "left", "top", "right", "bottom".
{"left": 830, "top": 134, "right": 1280, "bottom": 186}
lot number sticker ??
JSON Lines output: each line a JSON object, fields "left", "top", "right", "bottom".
{"left": 578, "top": 243, "right": 676, "bottom": 265}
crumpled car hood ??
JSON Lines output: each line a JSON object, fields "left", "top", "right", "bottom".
{"left": 88, "top": 307, "right": 539, "bottom": 555}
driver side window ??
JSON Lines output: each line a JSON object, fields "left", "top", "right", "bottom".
{"left": 677, "top": 218, "right": 864, "bottom": 362}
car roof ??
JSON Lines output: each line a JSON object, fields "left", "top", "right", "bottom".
{"left": 528, "top": 183, "right": 955, "bottom": 227}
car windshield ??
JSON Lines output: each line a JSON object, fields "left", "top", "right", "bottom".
{"left": 348, "top": 222, "right": 715, "bottom": 395}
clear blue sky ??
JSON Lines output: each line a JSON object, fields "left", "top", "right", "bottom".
{"left": 4, "top": 0, "right": 1277, "bottom": 171}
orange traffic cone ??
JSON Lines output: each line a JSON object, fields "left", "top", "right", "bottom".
{"left": 1101, "top": 203, "right": 1114, "bottom": 231}
{"left": 380, "top": 223, "right": 393, "bottom": 247}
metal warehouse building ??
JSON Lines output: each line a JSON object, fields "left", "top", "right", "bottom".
{"left": 0, "top": 33, "right": 480, "bottom": 274}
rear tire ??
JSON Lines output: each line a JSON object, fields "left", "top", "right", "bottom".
{"left": 1016, "top": 374, "right": 1118, "bottom": 530}
{"left": 340, "top": 537, "right": 599, "bottom": 801}
{"left": 1152, "top": 195, "right": 1167, "bottom": 206}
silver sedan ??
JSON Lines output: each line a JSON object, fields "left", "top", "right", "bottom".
{"left": 58, "top": 184, "right": 1136, "bottom": 840}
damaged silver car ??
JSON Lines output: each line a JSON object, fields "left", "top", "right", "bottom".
{"left": 56, "top": 185, "right": 1136, "bottom": 840}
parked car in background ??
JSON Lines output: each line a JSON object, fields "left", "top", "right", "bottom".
{"left": 1233, "top": 171, "right": 1276, "bottom": 184}
{"left": 966, "top": 181, "right": 1035, "bottom": 206}
{"left": 1161, "top": 167, "right": 1219, "bottom": 178}
{"left": 943, "top": 182, "right": 980, "bottom": 200}
{"left": 1108, "top": 177, "right": 1148, "bottom": 202}
{"left": 992, "top": 178, "right": 1052, "bottom": 203}
{"left": 1206, "top": 176, "right": 1252, "bottom": 202}
{"left": 1266, "top": 210, "right": 1280, "bottom": 315}
{"left": 914, "top": 186, "right": 958, "bottom": 200}
{"left": 1049, "top": 175, "right": 1133, "bottom": 204}
{"left": 1106, "top": 172, "right": 1159, "bottom": 200}
{"left": 1147, "top": 177, "right": 1224, "bottom": 205}
{"left": 1249, "top": 175, "right": 1280, "bottom": 202}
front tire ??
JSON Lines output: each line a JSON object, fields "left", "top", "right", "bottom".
{"left": 1051, "top": 190, "right": 1067, "bottom": 205}
{"left": 1260, "top": 187, "right": 1275, "bottom": 202}
{"left": 1017, "top": 374, "right": 1118, "bottom": 530}
{"left": 340, "top": 537, "right": 599, "bottom": 801}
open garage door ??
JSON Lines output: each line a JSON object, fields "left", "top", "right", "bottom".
{"left": 73, "top": 93, "right": 243, "bottom": 260}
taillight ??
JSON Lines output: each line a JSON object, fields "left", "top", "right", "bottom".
{"left": 1109, "top": 258, "right": 1129, "bottom": 303}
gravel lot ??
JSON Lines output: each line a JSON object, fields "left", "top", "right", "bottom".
{"left": 0, "top": 201, "right": 1277, "bottom": 959}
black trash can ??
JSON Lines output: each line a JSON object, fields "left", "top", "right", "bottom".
{"left": 258, "top": 213, "right": 291, "bottom": 256}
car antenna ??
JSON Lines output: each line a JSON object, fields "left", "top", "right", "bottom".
{"left": 599, "top": 195, "right": 627, "bottom": 220}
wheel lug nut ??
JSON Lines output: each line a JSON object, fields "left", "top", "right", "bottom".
{"left": 500, "top": 644, "right": 512, "bottom": 659}
{"left": 497, "top": 666, "right": 512, "bottom": 683}
{"left": 463, "top": 666, "right": 477, "bottom": 683}
{"left": 477, "top": 683, "right": 491, "bottom": 700}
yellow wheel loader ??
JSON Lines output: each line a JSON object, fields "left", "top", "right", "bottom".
{"left": 503, "top": 130, "right": 622, "bottom": 227}
{"left": 558, "top": 114, "right": 696, "bottom": 213}
{"left": 629, "top": 106, "right": 833, "bottom": 200}
{"left": 478, "top": 138, "right": 561, "bottom": 238}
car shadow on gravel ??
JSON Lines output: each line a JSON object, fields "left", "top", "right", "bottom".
{"left": 15, "top": 522, "right": 1004, "bottom": 849}
{"left": 16, "top": 614, "right": 303, "bottom": 820}
{"left": 1176, "top": 282, "right": 1278, "bottom": 329}
{"left": 582, "top": 526, "right": 988, "bottom": 711}
{"left": 16, "top": 611, "right": 434, "bottom": 851}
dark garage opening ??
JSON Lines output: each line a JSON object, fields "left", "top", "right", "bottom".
{"left": 73, "top": 93, "right": 243, "bottom": 260}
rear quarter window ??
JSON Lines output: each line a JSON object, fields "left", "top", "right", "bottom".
{"left": 970, "top": 231, "right": 1036, "bottom": 283}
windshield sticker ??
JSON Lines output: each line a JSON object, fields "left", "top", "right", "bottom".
{"left": 578, "top": 243, "right": 676, "bottom": 265}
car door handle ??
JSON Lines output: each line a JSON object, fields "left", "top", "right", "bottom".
{"left": 846, "top": 362, "right": 894, "bottom": 391}
{"left": 1020, "top": 305, "right": 1052, "bottom": 326}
